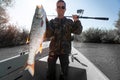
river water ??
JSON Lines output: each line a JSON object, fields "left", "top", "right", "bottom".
{"left": 73, "top": 42, "right": 120, "bottom": 80}
{"left": 0, "top": 42, "right": 120, "bottom": 80}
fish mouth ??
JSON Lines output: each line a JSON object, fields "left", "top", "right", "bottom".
{"left": 37, "top": 5, "right": 43, "bottom": 9}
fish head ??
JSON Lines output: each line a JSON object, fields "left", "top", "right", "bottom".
{"left": 35, "top": 5, "right": 46, "bottom": 19}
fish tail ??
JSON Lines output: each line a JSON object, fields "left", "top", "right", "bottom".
{"left": 25, "top": 63, "right": 35, "bottom": 76}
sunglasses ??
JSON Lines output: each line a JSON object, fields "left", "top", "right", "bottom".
{"left": 57, "top": 6, "right": 66, "bottom": 9}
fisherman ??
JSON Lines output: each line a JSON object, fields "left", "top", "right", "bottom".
{"left": 46, "top": 0, "right": 83, "bottom": 80}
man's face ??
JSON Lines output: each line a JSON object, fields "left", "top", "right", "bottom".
{"left": 56, "top": 2, "right": 66, "bottom": 17}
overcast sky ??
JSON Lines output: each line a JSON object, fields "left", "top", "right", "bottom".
{"left": 8, "top": 0, "right": 120, "bottom": 31}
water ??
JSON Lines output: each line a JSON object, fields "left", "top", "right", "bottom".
{"left": 73, "top": 42, "right": 120, "bottom": 80}
{"left": 0, "top": 42, "right": 120, "bottom": 80}
{"left": 0, "top": 45, "right": 28, "bottom": 61}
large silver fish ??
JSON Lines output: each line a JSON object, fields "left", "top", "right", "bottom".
{"left": 26, "top": 5, "right": 46, "bottom": 76}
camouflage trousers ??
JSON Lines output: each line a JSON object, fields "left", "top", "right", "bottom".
{"left": 47, "top": 53, "right": 69, "bottom": 80}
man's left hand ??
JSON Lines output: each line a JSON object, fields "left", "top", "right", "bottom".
{"left": 72, "top": 15, "right": 79, "bottom": 22}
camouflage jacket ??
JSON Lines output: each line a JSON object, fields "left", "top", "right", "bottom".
{"left": 46, "top": 17, "right": 82, "bottom": 55}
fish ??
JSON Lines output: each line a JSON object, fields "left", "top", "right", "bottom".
{"left": 25, "top": 5, "right": 46, "bottom": 76}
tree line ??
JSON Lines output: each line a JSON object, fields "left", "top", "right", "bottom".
{"left": 0, "top": 0, "right": 28, "bottom": 47}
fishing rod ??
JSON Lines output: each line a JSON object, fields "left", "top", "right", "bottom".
{"left": 47, "top": 15, "right": 109, "bottom": 20}
{"left": 70, "top": 53, "right": 88, "bottom": 67}
{"left": 47, "top": 9, "right": 109, "bottom": 21}
{"left": 67, "top": 16, "right": 109, "bottom": 20}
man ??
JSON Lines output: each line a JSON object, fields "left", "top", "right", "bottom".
{"left": 46, "top": 0, "right": 83, "bottom": 80}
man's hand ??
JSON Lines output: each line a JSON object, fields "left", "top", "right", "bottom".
{"left": 46, "top": 17, "right": 48, "bottom": 22}
{"left": 72, "top": 15, "right": 79, "bottom": 22}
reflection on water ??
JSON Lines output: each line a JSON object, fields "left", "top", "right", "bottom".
{"left": 73, "top": 42, "right": 120, "bottom": 80}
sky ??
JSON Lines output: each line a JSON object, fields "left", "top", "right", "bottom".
{"left": 7, "top": 0, "right": 120, "bottom": 31}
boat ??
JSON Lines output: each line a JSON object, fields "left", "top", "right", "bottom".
{"left": 0, "top": 41, "right": 110, "bottom": 80}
